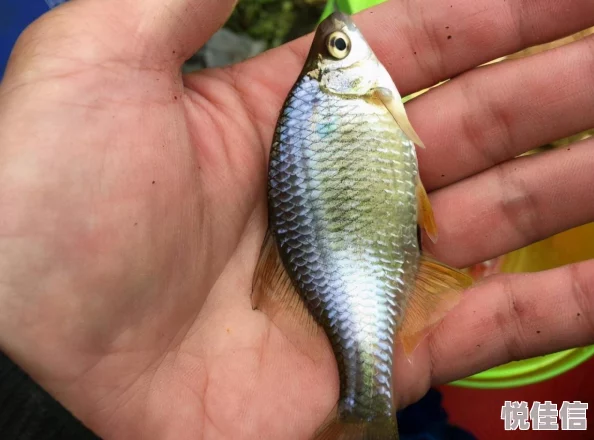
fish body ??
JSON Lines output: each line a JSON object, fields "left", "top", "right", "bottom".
{"left": 254, "top": 11, "right": 471, "bottom": 440}
{"left": 269, "top": 74, "right": 417, "bottom": 429}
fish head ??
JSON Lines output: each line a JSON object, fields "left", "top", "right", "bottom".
{"left": 303, "top": 12, "right": 392, "bottom": 98}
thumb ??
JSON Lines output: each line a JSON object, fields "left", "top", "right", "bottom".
{"left": 108, "top": 0, "right": 238, "bottom": 62}
{"left": 46, "top": 0, "right": 237, "bottom": 67}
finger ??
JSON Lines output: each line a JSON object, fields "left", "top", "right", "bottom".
{"left": 425, "top": 136, "right": 594, "bottom": 269}
{"left": 428, "top": 258, "right": 594, "bottom": 385}
{"left": 111, "top": 0, "right": 237, "bottom": 59}
{"left": 42, "top": 0, "right": 236, "bottom": 64}
{"left": 358, "top": 0, "right": 594, "bottom": 94}
{"left": 234, "top": 0, "right": 594, "bottom": 135}
{"left": 412, "top": 34, "right": 594, "bottom": 190}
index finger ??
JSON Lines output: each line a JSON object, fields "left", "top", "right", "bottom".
{"left": 234, "top": 0, "right": 594, "bottom": 137}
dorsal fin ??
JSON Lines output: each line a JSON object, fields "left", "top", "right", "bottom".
{"left": 252, "top": 230, "right": 323, "bottom": 343}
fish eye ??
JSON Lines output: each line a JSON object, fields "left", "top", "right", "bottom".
{"left": 326, "top": 31, "right": 351, "bottom": 59}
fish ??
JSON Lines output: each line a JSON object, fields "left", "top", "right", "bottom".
{"left": 252, "top": 11, "right": 472, "bottom": 440}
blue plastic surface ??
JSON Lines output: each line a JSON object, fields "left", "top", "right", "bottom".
{"left": 397, "top": 389, "right": 476, "bottom": 440}
{"left": 0, "top": 1, "right": 62, "bottom": 79}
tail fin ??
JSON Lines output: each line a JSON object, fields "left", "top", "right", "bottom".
{"left": 313, "top": 416, "right": 398, "bottom": 440}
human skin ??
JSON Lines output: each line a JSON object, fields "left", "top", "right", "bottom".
{"left": 0, "top": 0, "right": 593, "bottom": 438}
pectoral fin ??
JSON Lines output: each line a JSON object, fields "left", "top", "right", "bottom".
{"left": 252, "top": 230, "right": 321, "bottom": 339}
{"left": 373, "top": 86, "right": 426, "bottom": 149}
{"left": 416, "top": 177, "right": 438, "bottom": 244}
{"left": 398, "top": 256, "right": 472, "bottom": 358}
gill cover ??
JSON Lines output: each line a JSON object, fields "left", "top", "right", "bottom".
{"left": 304, "top": 12, "right": 425, "bottom": 148}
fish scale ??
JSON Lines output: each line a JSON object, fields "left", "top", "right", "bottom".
{"left": 268, "top": 73, "right": 420, "bottom": 423}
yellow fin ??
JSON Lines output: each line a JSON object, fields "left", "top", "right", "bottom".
{"left": 252, "top": 230, "right": 321, "bottom": 338}
{"left": 399, "top": 256, "right": 472, "bottom": 357}
{"left": 416, "top": 177, "right": 438, "bottom": 244}
{"left": 313, "top": 414, "right": 397, "bottom": 440}
{"left": 373, "top": 86, "right": 426, "bottom": 149}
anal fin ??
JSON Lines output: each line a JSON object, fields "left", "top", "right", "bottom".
{"left": 399, "top": 256, "right": 473, "bottom": 357}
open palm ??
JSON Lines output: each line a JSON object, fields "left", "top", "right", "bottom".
{"left": 1, "top": 0, "right": 593, "bottom": 439}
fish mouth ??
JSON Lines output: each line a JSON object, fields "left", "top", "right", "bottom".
{"left": 301, "top": 12, "right": 359, "bottom": 75}
{"left": 322, "top": 11, "right": 358, "bottom": 33}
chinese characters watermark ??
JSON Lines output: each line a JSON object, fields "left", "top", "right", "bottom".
{"left": 502, "top": 401, "right": 588, "bottom": 431}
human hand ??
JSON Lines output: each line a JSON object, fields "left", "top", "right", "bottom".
{"left": 0, "top": 0, "right": 593, "bottom": 438}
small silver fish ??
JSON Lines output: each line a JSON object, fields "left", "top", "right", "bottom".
{"left": 253, "top": 11, "right": 472, "bottom": 440}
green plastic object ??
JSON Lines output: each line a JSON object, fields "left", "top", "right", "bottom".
{"left": 322, "top": 0, "right": 594, "bottom": 389}
{"left": 451, "top": 346, "right": 594, "bottom": 389}
{"left": 321, "top": 0, "right": 387, "bottom": 20}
